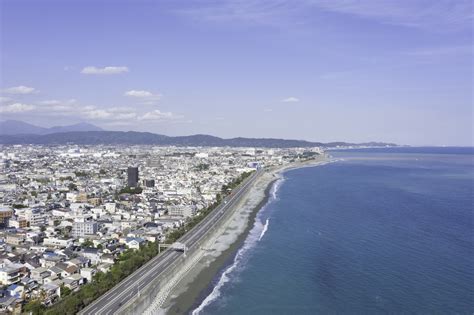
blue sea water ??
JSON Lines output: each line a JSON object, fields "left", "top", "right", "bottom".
{"left": 193, "top": 147, "right": 474, "bottom": 314}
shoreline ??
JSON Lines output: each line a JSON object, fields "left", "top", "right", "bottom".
{"left": 158, "top": 157, "right": 330, "bottom": 314}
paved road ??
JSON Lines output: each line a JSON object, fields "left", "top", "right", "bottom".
{"left": 80, "top": 170, "right": 261, "bottom": 315}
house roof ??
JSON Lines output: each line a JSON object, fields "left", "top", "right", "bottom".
{"left": 42, "top": 282, "right": 59, "bottom": 290}
{"left": 125, "top": 237, "right": 145, "bottom": 243}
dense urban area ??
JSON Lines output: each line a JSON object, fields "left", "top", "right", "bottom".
{"left": 0, "top": 145, "right": 321, "bottom": 314}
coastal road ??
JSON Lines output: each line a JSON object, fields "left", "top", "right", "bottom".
{"left": 80, "top": 170, "right": 261, "bottom": 315}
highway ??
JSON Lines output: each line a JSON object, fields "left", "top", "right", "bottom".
{"left": 80, "top": 170, "right": 261, "bottom": 315}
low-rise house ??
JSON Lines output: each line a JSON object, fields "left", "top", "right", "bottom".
{"left": 41, "top": 282, "right": 60, "bottom": 305}
{"left": 6, "top": 284, "right": 24, "bottom": 299}
{"left": 0, "top": 266, "right": 20, "bottom": 285}
{"left": 5, "top": 233, "right": 26, "bottom": 246}
{"left": 48, "top": 266, "right": 63, "bottom": 279}
{"left": 100, "top": 254, "right": 115, "bottom": 264}
{"left": 97, "top": 263, "right": 113, "bottom": 273}
{"left": 43, "top": 237, "right": 74, "bottom": 248}
{"left": 30, "top": 267, "right": 51, "bottom": 285}
{"left": 20, "top": 277, "right": 39, "bottom": 298}
{"left": 40, "top": 253, "right": 64, "bottom": 268}
{"left": 43, "top": 273, "right": 59, "bottom": 284}
{"left": 67, "top": 257, "right": 90, "bottom": 269}
{"left": 80, "top": 268, "right": 95, "bottom": 282}
{"left": 63, "top": 274, "right": 83, "bottom": 291}
{"left": 79, "top": 248, "right": 101, "bottom": 265}
{"left": 0, "top": 296, "right": 20, "bottom": 314}
{"left": 125, "top": 237, "right": 145, "bottom": 250}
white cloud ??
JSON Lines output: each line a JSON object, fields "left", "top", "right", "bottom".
{"left": 4, "top": 95, "right": 181, "bottom": 125}
{"left": 139, "top": 109, "right": 176, "bottom": 121}
{"left": 39, "top": 99, "right": 77, "bottom": 106}
{"left": 124, "top": 89, "right": 162, "bottom": 104}
{"left": 82, "top": 106, "right": 138, "bottom": 121}
{"left": 124, "top": 90, "right": 154, "bottom": 98}
{"left": 281, "top": 97, "right": 299, "bottom": 103}
{"left": 36, "top": 99, "right": 78, "bottom": 114}
{"left": 0, "top": 103, "right": 36, "bottom": 113}
{"left": 81, "top": 66, "right": 129, "bottom": 75}
{"left": 2, "top": 86, "right": 38, "bottom": 94}
{"left": 123, "top": 90, "right": 161, "bottom": 105}
{"left": 0, "top": 96, "right": 12, "bottom": 103}
{"left": 39, "top": 100, "right": 61, "bottom": 105}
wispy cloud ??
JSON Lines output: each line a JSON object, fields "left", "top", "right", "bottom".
{"left": 311, "top": 0, "right": 472, "bottom": 31}
{"left": 138, "top": 109, "right": 181, "bottom": 121}
{"left": 1, "top": 93, "right": 182, "bottom": 125}
{"left": 28, "top": 99, "right": 181, "bottom": 124}
{"left": 124, "top": 90, "right": 153, "bottom": 98}
{"left": 36, "top": 99, "right": 78, "bottom": 114}
{"left": 81, "top": 66, "right": 129, "bottom": 75}
{"left": 2, "top": 85, "right": 39, "bottom": 94}
{"left": 177, "top": 0, "right": 299, "bottom": 26}
{"left": 39, "top": 99, "right": 77, "bottom": 106}
{"left": 124, "top": 89, "right": 162, "bottom": 104}
{"left": 177, "top": 0, "right": 472, "bottom": 32}
{"left": 0, "top": 103, "right": 36, "bottom": 113}
{"left": 281, "top": 97, "right": 300, "bottom": 103}
{"left": 404, "top": 45, "right": 473, "bottom": 57}
{"left": 83, "top": 107, "right": 138, "bottom": 121}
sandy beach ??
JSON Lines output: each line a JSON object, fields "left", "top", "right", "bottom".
{"left": 147, "top": 156, "right": 329, "bottom": 315}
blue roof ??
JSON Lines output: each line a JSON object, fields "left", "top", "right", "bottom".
{"left": 7, "top": 284, "right": 18, "bottom": 290}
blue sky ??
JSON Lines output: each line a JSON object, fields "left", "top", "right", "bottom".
{"left": 0, "top": 0, "right": 472, "bottom": 145}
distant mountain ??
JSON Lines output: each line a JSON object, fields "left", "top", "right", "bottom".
{"left": 0, "top": 130, "right": 397, "bottom": 148}
{"left": 47, "top": 122, "right": 103, "bottom": 133}
{"left": 0, "top": 120, "right": 103, "bottom": 135}
{"left": 0, "top": 120, "right": 47, "bottom": 135}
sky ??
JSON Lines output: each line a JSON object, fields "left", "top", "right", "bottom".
{"left": 0, "top": 0, "right": 472, "bottom": 146}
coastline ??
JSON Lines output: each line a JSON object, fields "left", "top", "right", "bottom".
{"left": 155, "top": 156, "right": 330, "bottom": 314}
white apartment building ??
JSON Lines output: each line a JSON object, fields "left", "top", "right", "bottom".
{"left": 168, "top": 205, "right": 195, "bottom": 218}
{"left": 72, "top": 221, "right": 98, "bottom": 238}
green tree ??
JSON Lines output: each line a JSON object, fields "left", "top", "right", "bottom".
{"left": 24, "top": 300, "right": 46, "bottom": 315}
{"left": 61, "top": 284, "right": 72, "bottom": 297}
{"left": 82, "top": 239, "right": 94, "bottom": 247}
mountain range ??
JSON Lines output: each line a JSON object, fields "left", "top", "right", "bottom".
{"left": 0, "top": 120, "right": 103, "bottom": 135}
{"left": 0, "top": 120, "right": 396, "bottom": 148}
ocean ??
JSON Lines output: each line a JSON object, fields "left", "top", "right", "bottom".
{"left": 192, "top": 147, "right": 474, "bottom": 314}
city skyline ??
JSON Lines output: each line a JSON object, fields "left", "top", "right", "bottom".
{"left": 1, "top": 0, "right": 472, "bottom": 146}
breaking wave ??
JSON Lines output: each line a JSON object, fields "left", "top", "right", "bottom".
{"left": 191, "top": 177, "right": 284, "bottom": 315}
{"left": 258, "top": 218, "right": 270, "bottom": 241}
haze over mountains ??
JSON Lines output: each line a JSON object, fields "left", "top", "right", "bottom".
{"left": 0, "top": 120, "right": 396, "bottom": 148}
{"left": 0, "top": 120, "right": 103, "bottom": 135}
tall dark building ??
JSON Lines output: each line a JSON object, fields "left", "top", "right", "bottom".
{"left": 127, "top": 167, "right": 139, "bottom": 187}
{"left": 144, "top": 179, "right": 155, "bottom": 188}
